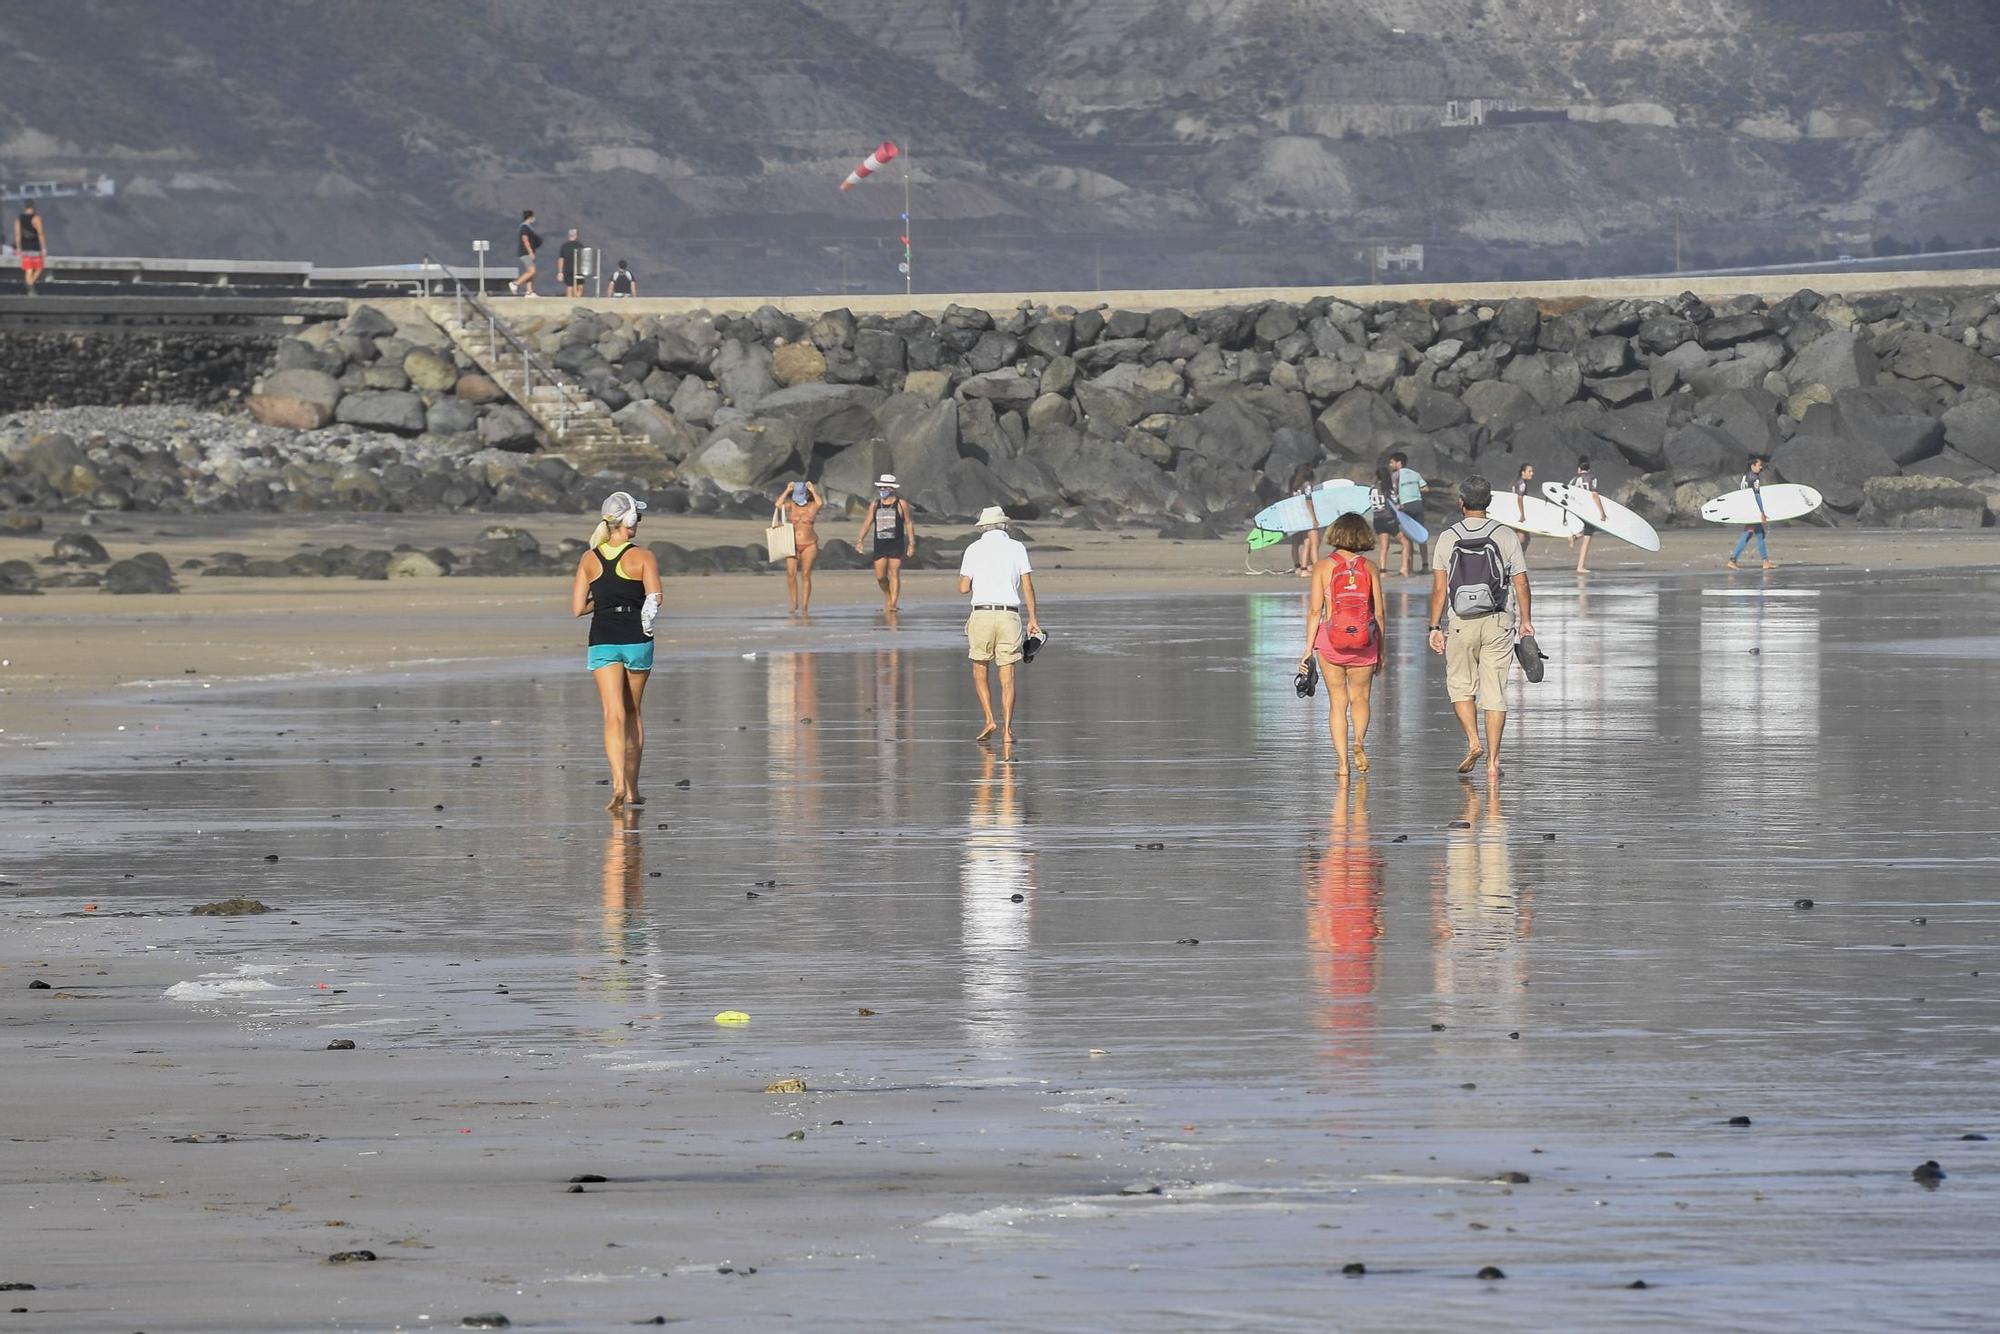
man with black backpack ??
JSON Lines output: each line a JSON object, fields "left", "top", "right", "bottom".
{"left": 1427, "top": 475, "right": 1534, "bottom": 780}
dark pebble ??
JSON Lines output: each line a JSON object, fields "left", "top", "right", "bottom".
{"left": 675, "top": 778, "right": 692, "bottom": 788}
{"left": 461, "top": 1317, "right": 511, "bottom": 1330}
{"left": 1793, "top": 898, "right": 1814, "bottom": 909}
{"left": 1728, "top": 1116, "right": 1752, "bottom": 1126}
{"left": 569, "top": 1174, "right": 608, "bottom": 1183}
{"left": 1748, "top": 647, "right": 1761, "bottom": 655}
{"left": 1431, "top": 1022, "right": 1446, "bottom": 1031}
{"left": 745, "top": 891, "right": 761, "bottom": 899}
{"left": 1448, "top": 820, "right": 1471, "bottom": 829}
{"left": 1508, "top": 1031, "right": 1521, "bottom": 1040}
{"left": 1912, "top": 1160, "right": 1946, "bottom": 1184}
{"left": 1627, "top": 1279, "right": 1650, "bottom": 1289}
{"left": 434, "top": 804, "right": 445, "bottom": 811}
{"left": 1911, "top": 916, "right": 1927, "bottom": 925}
{"left": 1541, "top": 833, "right": 1555, "bottom": 841}
{"left": 1477, "top": 1266, "right": 1506, "bottom": 1280}
{"left": 1177, "top": 937, "right": 1198, "bottom": 946}
{"left": 1010, "top": 893, "right": 1025, "bottom": 902}
{"left": 1342, "top": 1262, "right": 1366, "bottom": 1276}
{"left": 326, "top": 1039, "right": 356, "bottom": 1051}
{"left": 263, "top": 853, "right": 280, "bottom": 862}
{"left": 1495, "top": 1170, "right": 1530, "bottom": 1184}
{"left": 649, "top": 871, "right": 662, "bottom": 878}
{"left": 1391, "top": 834, "right": 1408, "bottom": 843}
{"left": 567, "top": 1184, "right": 585, "bottom": 1193}
{"left": 28, "top": 979, "right": 51, "bottom": 990}
{"left": 328, "top": 1250, "right": 376, "bottom": 1263}
{"left": 0, "top": 1283, "right": 34, "bottom": 1291}
{"left": 657, "top": 823, "right": 668, "bottom": 830}
{"left": 1961, "top": 1133, "right": 1988, "bottom": 1141}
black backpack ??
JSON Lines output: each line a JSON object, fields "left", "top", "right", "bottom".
{"left": 1446, "top": 520, "right": 1509, "bottom": 619}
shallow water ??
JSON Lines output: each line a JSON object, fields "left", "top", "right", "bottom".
{"left": 5, "top": 569, "right": 1999, "bottom": 1330}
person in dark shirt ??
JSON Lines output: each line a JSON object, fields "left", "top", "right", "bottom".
{"left": 13, "top": 201, "right": 47, "bottom": 295}
{"left": 509, "top": 209, "right": 542, "bottom": 297}
{"left": 558, "top": 228, "right": 585, "bottom": 297}
{"left": 608, "top": 259, "right": 637, "bottom": 298}
{"left": 1728, "top": 456, "right": 1775, "bottom": 569}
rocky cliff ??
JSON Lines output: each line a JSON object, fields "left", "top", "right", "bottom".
{"left": 3, "top": 1, "right": 1996, "bottom": 289}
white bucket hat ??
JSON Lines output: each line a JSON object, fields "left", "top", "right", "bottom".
{"left": 875, "top": 474, "right": 900, "bottom": 489}
{"left": 974, "top": 505, "right": 1009, "bottom": 529}
{"left": 600, "top": 491, "right": 647, "bottom": 526}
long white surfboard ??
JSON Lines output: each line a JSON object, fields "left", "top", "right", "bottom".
{"left": 1252, "top": 480, "right": 1371, "bottom": 536}
{"left": 1700, "top": 483, "right": 1823, "bottom": 526}
{"left": 1493, "top": 491, "right": 1585, "bottom": 539}
{"left": 1543, "top": 480, "right": 1661, "bottom": 552}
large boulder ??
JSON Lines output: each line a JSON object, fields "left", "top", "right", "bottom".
{"left": 853, "top": 327, "right": 907, "bottom": 377}
{"left": 713, "top": 338, "right": 778, "bottom": 409}
{"left": 1316, "top": 389, "right": 1410, "bottom": 460}
{"left": 683, "top": 419, "right": 805, "bottom": 491}
{"left": 1184, "top": 397, "right": 1275, "bottom": 469}
{"left": 1785, "top": 329, "right": 1877, "bottom": 392}
{"left": 386, "top": 550, "right": 446, "bottom": 578}
{"left": 403, "top": 347, "right": 459, "bottom": 393}
{"left": 1882, "top": 329, "right": 2000, "bottom": 390}
{"left": 965, "top": 330, "right": 1021, "bottom": 374}
{"left": 1684, "top": 359, "right": 1771, "bottom": 399}
{"left": 1696, "top": 311, "right": 1774, "bottom": 348}
{"left": 1858, "top": 475, "right": 1987, "bottom": 529}
{"left": 1460, "top": 379, "right": 1540, "bottom": 437}
{"left": 334, "top": 389, "right": 427, "bottom": 436}
{"left": 1661, "top": 423, "right": 1743, "bottom": 484}
{"left": 259, "top": 366, "right": 341, "bottom": 411}
{"left": 102, "top": 553, "right": 176, "bottom": 595}
{"left": 1501, "top": 352, "right": 1583, "bottom": 411}
{"left": 613, "top": 400, "right": 700, "bottom": 460}
{"left": 1028, "top": 424, "right": 1176, "bottom": 514}
{"left": 879, "top": 395, "right": 962, "bottom": 502}
{"left": 1577, "top": 335, "right": 1632, "bottom": 378}
{"left": 477, "top": 404, "right": 540, "bottom": 452}
{"left": 455, "top": 373, "right": 508, "bottom": 404}
{"left": 1770, "top": 432, "right": 1900, "bottom": 511}
{"left": 1941, "top": 394, "right": 2000, "bottom": 470}
{"left": 958, "top": 368, "right": 1041, "bottom": 410}
{"left": 750, "top": 382, "right": 885, "bottom": 449}
{"left": 1075, "top": 363, "right": 1184, "bottom": 434}
{"left": 345, "top": 305, "right": 397, "bottom": 338}
{"left": 1635, "top": 314, "right": 1697, "bottom": 355}
{"left": 668, "top": 374, "right": 723, "bottom": 428}
{"left": 770, "top": 341, "right": 827, "bottom": 387}
{"left": 425, "top": 397, "right": 479, "bottom": 436}
{"left": 1831, "top": 386, "right": 1944, "bottom": 465}
{"left": 1700, "top": 388, "right": 1780, "bottom": 455}
{"left": 247, "top": 393, "right": 332, "bottom": 431}
{"left": 52, "top": 532, "right": 109, "bottom": 564}
{"left": 1492, "top": 297, "right": 1541, "bottom": 348}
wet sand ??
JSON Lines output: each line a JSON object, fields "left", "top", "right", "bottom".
{"left": 4, "top": 538, "right": 2000, "bottom": 1330}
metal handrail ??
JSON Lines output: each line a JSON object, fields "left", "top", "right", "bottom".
{"left": 419, "top": 254, "right": 595, "bottom": 437}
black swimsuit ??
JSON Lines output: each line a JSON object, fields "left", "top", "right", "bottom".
{"left": 588, "top": 544, "right": 646, "bottom": 646}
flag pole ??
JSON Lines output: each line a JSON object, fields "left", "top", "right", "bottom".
{"left": 901, "top": 139, "right": 913, "bottom": 296}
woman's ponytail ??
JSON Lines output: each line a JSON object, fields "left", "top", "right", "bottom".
{"left": 588, "top": 519, "right": 612, "bottom": 550}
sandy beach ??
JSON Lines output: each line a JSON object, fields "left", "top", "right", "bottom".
{"left": 4, "top": 523, "right": 2000, "bottom": 1330}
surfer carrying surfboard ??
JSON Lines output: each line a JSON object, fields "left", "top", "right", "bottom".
{"left": 1288, "top": 465, "right": 1321, "bottom": 576}
{"left": 1726, "top": 457, "right": 1776, "bottom": 570}
{"left": 1569, "top": 458, "right": 1605, "bottom": 575}
{"left": 1299, "top": 514, "right": 1387, "bottom": 778}
{"left": 1388, "top": 453, "right": 1430, "bottom": 574}
{"left": 1512, "top": 465, "right": 1536, "bottom": 552}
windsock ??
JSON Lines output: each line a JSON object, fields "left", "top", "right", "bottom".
{"left": 840, "top": 141, "right": 899, "bottom": 191}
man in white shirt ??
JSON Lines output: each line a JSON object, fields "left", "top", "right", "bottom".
{"left": 958, "top": 506, "right": 1043, "bottom": 745}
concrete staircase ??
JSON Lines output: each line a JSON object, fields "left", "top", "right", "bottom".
{"left": 427, "top": 302, "right": 669, "bottom": 481}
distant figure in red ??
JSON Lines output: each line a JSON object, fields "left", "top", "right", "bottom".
{"left": 14, "top": 202, "right": 48, "bottom": 296}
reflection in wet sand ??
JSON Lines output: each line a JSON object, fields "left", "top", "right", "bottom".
{"left": 585, "top": 812, "right": 659, "bottom": 1006}
{"left": 1302, "top": 779, "right": 1383, "bottom": 1065}
{"left": 1432, "top": 783, "right": 1530, "bottom": 1035}
{"left": 1525, "top": 583, "right": 1661, "bottom": 742}
{"left": 767, "top": 649, "right": 822, "bottom": 833}
{"left": 959, "top": 748, "right": 1033, "bottom": 1053}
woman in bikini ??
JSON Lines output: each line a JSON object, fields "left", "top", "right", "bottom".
{"left": 571, "top": 492, "right": 663, "bottom": 810}
{"left": 1299, "top": 513, "right": 1386, "bottom": 778}
{"left": 775, "top": 479, "right": 824, "bottom": 614}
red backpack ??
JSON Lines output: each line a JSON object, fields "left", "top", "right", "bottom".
{"left": 1322, "top": 553, "right": 1377, "bottom": 653}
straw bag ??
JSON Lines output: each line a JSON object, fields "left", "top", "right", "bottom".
{"left": 766, "top": 506, "right": 797, "bottom": 563}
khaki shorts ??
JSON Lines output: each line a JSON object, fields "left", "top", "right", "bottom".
{"left": 1445, "top": 613, "right": 1514, "bottom": 713}
{"left": 966, "top": 608, "right": 1024, "bottom": 665}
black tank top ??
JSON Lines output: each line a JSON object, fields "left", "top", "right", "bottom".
{"left": 588, "top": 544, "right": 646, "bottom": 645}
{"left": 17, "top": 211, "right": 40, "bottom": 252}
{"left": 871, "top": 498, "right": 905, "bottom": 547}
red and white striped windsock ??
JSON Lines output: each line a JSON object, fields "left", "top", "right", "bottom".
{"left": 839, "top": 141, "right": 899, "bottom": 191}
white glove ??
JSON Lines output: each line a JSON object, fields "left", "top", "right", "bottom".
{"left": 641, "top": 593, "right": 661, "bottom": 639}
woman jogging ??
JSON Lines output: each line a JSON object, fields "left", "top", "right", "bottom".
{"left": 571, "top": 491, "right": 662, "bottom": 810}
{"left": 1300, "top": 513, "right": 1387, "bottom": 778}
{"left": 774, "top": 479, "right": 824, "bottom": 614}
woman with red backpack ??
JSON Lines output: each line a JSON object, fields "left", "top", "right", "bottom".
{"left": 1299, "top": 513, "right": 1387, "bottom": 777}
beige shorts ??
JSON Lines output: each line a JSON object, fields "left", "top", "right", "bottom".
{"left": 966, "top": 608, "right": 1024, "bottom": 665}
{"left": 1445, "top": 613, "right": 1514, "bottom": 713}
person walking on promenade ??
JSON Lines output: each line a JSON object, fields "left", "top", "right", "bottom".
{"left": 1370, "top": 463, "right": 1408, "bottom": 577}
{"left": 1728, "top": 456, "right": 1776, "bottom": 570}
{"left": 1389, "top": 451, "right": 1429, "bottom": 572}
{"left": 774, "top": 479, "right": 824, "bottom": 615}
{"left": 1511, "top": 463, "right": 1536, "bottom": 553}
{"left": 509, "top": 209, "right": 542, "bottom": 296}
{"left": 1299, "top": 513, "right": 1386, "bottom": 778}
{"left": 571, "top": 491, "right": 662, "bottom": 810}
{"left": 558, "top": 228, "right": 585, "bottom": 297}
{"left": 1427, "top": 476, "right": 1533, "bottom": 781}
{"left": 858, "top": 473, "right": 916, "bottom": 614}
{"left": 958, "top": 506, "right": 1042, "bottom": 747}
{"left": 1569, "top": 456, "right": 1605, "bottom": 574}
{"left": 13, "top": 201, "right": 47, "bottom": 295}
{"left": 608, "top": 258, "right": 638, "bottom": 298}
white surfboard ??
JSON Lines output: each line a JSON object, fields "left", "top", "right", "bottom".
{"left": 1493, "top": 491, "right": 1585, "bottom": 539}
{"left": 1251, "top": 480, "right": 1371, "bottom": 536}
{"left": 1699, "top": 483, "right": 1823, "bottom": 526}
{"left": 1543, "top": 480, "right": 1661, "bottom": 552}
